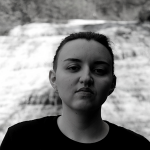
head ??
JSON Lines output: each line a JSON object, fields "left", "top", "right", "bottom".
{"left": 53, "top": 32, "right": 115, "bottom": 75}
{"left": 49, "top": 32, "right": 116, "bottom": 113}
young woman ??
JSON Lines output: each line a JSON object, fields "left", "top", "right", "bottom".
{"left": 0, "top": 32, "right": 149, "bottom": 149}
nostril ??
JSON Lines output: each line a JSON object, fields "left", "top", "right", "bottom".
{"left": 79, "top": 76, "right": 94, "bottom": 85}
{"left": 79, "top": 67, "right": 93, "bottom": 84}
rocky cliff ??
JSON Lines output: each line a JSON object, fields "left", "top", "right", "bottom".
{"left": 1, "top": 0, "right": 150, "bottom": 35}
{"left": 0, "top": 20, "right": 150, "bottom": 143}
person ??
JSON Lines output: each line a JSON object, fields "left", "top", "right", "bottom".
{"left": 0, "top": 32, "right": 149, "bottom": 149}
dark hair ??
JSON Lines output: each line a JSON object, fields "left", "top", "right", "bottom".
{"left": 53, "top": 32, "right": 114, "bottom": 74}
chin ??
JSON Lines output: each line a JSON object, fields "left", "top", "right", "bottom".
{"left": 71, "top": 102, "right": 102, "bottom": 113}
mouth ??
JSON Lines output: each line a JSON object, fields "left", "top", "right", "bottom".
{"left": 76, "top": 88, "right": 94, "bottom": 94}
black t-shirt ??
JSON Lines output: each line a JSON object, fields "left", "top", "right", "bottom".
{"left": 0, "top": 115, "right": 150, "bottom": 149}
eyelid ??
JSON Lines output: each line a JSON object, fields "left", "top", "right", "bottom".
{"left": 94, "top": 68, "right": 105, "bottom": 71}
{"left": 67, "top": 64, "right": 80, "bottom": 71}
{"left": 67, "top": 64, "right": 79, "bottom": 68}
{"left": 94, "top": 66, "right": 105, "bottom": 70}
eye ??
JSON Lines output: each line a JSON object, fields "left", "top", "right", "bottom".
{"left": 94, "top": 69, "right": 106, "bottom": 75}
{"left": 67, "top": 65, "right": 80, "bottom": 72}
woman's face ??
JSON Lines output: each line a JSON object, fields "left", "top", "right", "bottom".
{"left": 51, "top": 39, "right": 115, "bottom": 112}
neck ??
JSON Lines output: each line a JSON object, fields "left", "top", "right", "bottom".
{"left": 57, "top": 106, "right": 109, "bottom": 143}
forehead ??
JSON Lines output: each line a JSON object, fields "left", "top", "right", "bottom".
{"left": 58, "top": 39, "right": 112, "bottom": 65}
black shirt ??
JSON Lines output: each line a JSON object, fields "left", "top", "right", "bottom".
{"left": 0, "top": 115, "right": 150, "bottom": 149}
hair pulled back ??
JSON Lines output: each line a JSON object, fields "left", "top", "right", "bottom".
{"left": 53, "top": 32, "right": 114, "bottom": 74}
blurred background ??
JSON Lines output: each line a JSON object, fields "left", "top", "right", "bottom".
{"left": 0, "top": 0, "right": 150, "bottom": 144}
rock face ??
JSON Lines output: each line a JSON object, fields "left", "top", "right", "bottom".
{"left": 0, "top": 20, "right": 150, "bottom": 143}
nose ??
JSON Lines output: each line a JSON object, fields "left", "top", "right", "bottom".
{"left": 79, "top": 67, "right": 93, "bottom": 86}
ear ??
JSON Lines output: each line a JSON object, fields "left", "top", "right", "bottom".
{"left": 49, "top": 70, "right": 57, "bottom": 90}
{"left": 108, "top": 75, "right": 117, "bottom": 96}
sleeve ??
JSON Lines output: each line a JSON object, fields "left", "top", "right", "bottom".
{"left": 0, "top": 128, "right": 14, "bottom": 149}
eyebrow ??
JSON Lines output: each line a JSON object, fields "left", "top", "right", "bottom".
{"left": 64, "top": 58, "right": 81, "bottom": 62}
{"left": 94, "top": 61, "right": 110, "bottom": 66}
{"left": 64, "top": 58, "right": 110, "bottom": 66}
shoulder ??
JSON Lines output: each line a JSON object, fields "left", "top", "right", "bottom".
{"left": 8, "top": 115, "right": 59, "bottom": 136}
{"left": 1, "top": 116, "right": 60, "bottom": 149}
{"left": 105, "top": 120, "right": 150, "bottom": 146}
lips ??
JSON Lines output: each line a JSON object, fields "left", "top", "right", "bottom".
{"left": 76, "top": 87, "right": 94, "bottom": 94}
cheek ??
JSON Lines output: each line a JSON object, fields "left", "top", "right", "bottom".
{"left": 56, "top": 73, "right": 75, "bottom": 95}
{"left": 96, "top": 78, "right": 112, "bottom": 95}
{"left": 56, "top": 76, "right": 67, "bottom": 91}
{"left": 95, "top": 79, "right": 112, "bottom": 105}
